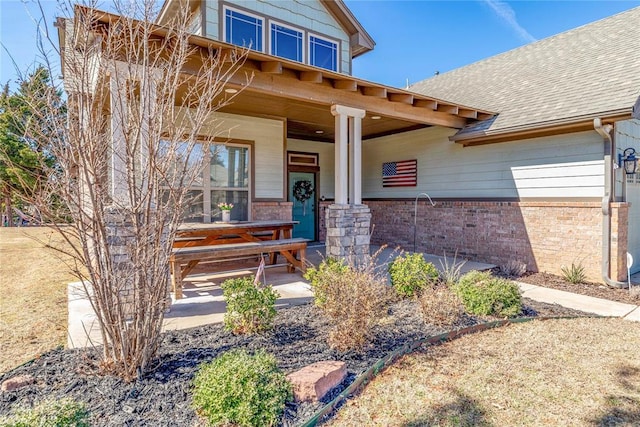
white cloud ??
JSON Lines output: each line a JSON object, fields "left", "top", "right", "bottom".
{"left": 484, "top": 0, "right": 537, "bottom": 43}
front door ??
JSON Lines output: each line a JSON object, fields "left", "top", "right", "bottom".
{"left": 289, "top": 172, "right": 316, "bottom": 240}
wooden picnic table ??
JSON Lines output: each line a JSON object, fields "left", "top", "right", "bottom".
{"left": 170, "top": 220, "right": 306, "bottom": 299}
{"left": 174, "top": 220, "right": 296, "bottom": 248}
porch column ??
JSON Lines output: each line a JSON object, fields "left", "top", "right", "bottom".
{"left": 330, "top": 104, "right": 365, "bottom": 205}
{"left": 109, "top": 73, "right": 129, "bottom": 206}
{"left": 327, "top": 105, "right": 370, "bottom": 267}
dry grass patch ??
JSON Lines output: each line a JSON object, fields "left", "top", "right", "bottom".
{"left": 0, "top": 227, "right": 78, "bottom": 374}
{"left": 330, "top": 318, "right": 640, "bottom": 426}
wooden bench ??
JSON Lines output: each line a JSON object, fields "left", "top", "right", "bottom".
{"left": 169, "top": 238, "right": 308, "bottom": 299}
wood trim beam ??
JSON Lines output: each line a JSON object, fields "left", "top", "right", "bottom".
{"left": 362, "top": 86, "right": 387, "bottom": 98}
{"left": 478, "top": 113, "right": 494, "bottom": 120}
{"left": 414, "top": 99, "right": 438, "bottom": 110}
{"left": 333, "top": 80, "right": 358, "bottom": 91}
{"left": 458, "top": 108, "right": 478, "bottom": 119}
{"left": 388, "top": 93, "right": 414, "bottom": 105}
{"left": 300, "top": 71, "right": 323, "bottom": 83}
{"left": 438, "top": 104, "right": 459, "bottom": 114}
{"left": 260, "top": 61, "right": 283, "bottom": 74}
{"left": 182, "top": 56, "right": 467, "bottom": 128}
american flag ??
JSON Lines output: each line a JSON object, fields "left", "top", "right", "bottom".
{"left": 382, "top": 159, "right": 417, "bottom": 187}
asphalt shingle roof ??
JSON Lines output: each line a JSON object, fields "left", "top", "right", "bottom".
{"left": 409, "top": 7, "right": 640, "bottom": 138}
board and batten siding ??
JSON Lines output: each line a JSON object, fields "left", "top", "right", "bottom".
{"left": 204, "top": 0, "right": 351, "bottom": 74}
{"left": 192, "top": 110, "right": 285, "bottom": 200}
{"left": 362, "top": 127, "right": 605, "bottom": 199}
{"left": 287, "top": 139, "right": 335, "bottom": 198}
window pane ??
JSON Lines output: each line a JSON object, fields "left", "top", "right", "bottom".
{"left": 309, "top": 36, "right": 337, "bottom": 71}
{"left": 162, "top": 189, "right": 204, "bottom": 223}
{"left": 159, "top": 140, "right": 204, "bottom": 187}
{"left": 210, "top": 145, "right": 249, "bottom": 188}
{"left": 225, "top": 9, "right": 263, "bottom": 51}
{"left": 211, "top": 190, "right": 248, "bottom": 221}
{"left": 271, "top": 24, "right": 302, "bottom": 62}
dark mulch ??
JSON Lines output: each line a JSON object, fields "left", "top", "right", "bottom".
{"left": 0, "top": 299, "right": 594, "bottom": 426}
{"left": 516, "top": 272, "right": 640, "bottom": 305}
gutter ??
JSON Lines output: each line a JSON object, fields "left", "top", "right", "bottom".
{"left": 593, "top": 118, "right": 627, "bottom": 288}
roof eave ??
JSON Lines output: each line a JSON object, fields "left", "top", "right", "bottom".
{"left": 450, "top": 108, "right": 633, "bottom": 146}
{"left": 321, "top": 0, "right": 375, "bottom": 58}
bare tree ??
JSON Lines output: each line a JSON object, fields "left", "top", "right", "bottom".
{"left": 11, "top": 0, "right": 250, "bottom": 380}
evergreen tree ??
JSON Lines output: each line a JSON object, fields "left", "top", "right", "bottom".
{"left": 0, "top": 66, "right": 65, "bottom": 225}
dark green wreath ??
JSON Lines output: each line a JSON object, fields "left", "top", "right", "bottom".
{"left": 293, "top": 180, "right": 314, "bottom": 203}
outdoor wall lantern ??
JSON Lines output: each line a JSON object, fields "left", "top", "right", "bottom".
{"left": 619, "top": 148, "right": 638, "bottom": 175}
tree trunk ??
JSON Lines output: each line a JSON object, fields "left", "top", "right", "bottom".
{"left": 3, "top": 191, "right": 12, "bottom": 227}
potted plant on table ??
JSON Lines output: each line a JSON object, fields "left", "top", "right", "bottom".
{"left": 218, "top": 202, "right": 234, "bottom": 223}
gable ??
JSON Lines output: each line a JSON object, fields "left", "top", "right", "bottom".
{"left": 206, "top": 0, "right": 351, "bottom": 73}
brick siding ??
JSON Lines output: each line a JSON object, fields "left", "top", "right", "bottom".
{"left": 252, "top": 201, "right": 293, "bottom": 221}
{"left": 317, "top": 199, "right": 629, "bottom": 283}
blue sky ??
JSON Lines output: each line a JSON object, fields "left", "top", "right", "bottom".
{"left": 1, "top": 0, "right": 640, "bottom": 89}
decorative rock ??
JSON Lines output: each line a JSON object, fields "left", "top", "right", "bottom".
{"left": 286, "top": 361, "right": 347, "bottom": 402}
{"left": 1, "top": 375, "right": 35, "bottom": 392}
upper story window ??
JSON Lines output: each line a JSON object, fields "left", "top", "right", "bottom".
{"left": 309, "top": 34, "right": 338, "bottom": 72}
{"left": 221, "top": 6, "right": 341, "bottom": 72}
{"left": 224, "top": 7, "right": 263, "bottom": 51}
{"left": 270, "top": 22, "right": 303, "bottom": 62}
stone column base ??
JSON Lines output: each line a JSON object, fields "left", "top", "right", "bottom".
{"left": 325, "top": 204, "right": 371, "bottom": 267}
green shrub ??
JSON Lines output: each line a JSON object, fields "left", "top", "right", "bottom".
{"left": 455, "top": 270, "right": 522, "bottom": 317}
{"left": 305, "top": 256, "right": 392, "bottom": 351}
{"left": 0, "top": 398, "right": 89, "bottom": 427}
{"left": 388, "top": 253, "right": 439, "bottom": 298}
{"left": 304, "top": 257, "right": 349, "bottom": 309}
{"left": 561, "top": 262, "right": 586, "bottom": 284}
{"left": 221, "top": 277, "right": 278, "bottom": 334}
{"left": 192, "top": 349, "right": 291, "bottom": 427}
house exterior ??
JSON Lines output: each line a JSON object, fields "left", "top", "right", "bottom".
{"left": 60, "top": 1, "right": 640, "bottom": 284}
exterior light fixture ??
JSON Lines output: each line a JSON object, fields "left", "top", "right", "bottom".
{"left": 224, "top": 88, "right": 238, "bottom": 94}
{"left": 315, "top": 130, "right": 324, "bottom": 134}
{"left": 619, "top": 148, "right": 638, "bottom": 175}
{"left": 371, "top": 115, "right": 381, "bottom": 120}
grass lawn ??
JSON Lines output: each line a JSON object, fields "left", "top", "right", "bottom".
{"left": 330, "top": 318, "right": 640, "bottom": 426}
{"left": 0, "top": 227, "right": 78, "bottom": 374}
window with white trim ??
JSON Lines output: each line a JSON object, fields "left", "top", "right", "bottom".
{"left": 161, "top": 141, "right": 251, "bottom": 223}
{"left": 270, "top": 22, "right": 303, "bottom": 62}
{"left": 224, "top": 6, "right": 264, "bottom": 52}
{"left": 209, "top": 144, "right": 250, "bottom": 222}
{"left": 309, "top": 34, "right": 338, "bottom": 72}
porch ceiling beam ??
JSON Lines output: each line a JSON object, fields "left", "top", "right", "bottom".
{"left": 438, "top": 104, "right": 459, "bottom": 114}
{"left": 362, "top": 86, "right": 387, "bottom": 98}
{"left": 181, "top": 57, "right": 468, "bottom": 128}
{"left": 230, "top": 73, "right": 466, "bottom": 128}
{"left": 414, "top": 99, "right": 438, "bottom": 110}
{"left": 458, "top": 108, "right": 478, "bottom": 119}
{"left": 300, "top": 71, "right": 323, "bottom": 83}
{"left": 388, "top": 93, "right": 414, "bottom": 105}
{"left": 334, "top": 80, "right": 358, "bottom": 91}
{"left": 260, "top": 61, "right": 283, "bottom": 74}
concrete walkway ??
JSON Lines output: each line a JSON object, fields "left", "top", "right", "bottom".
{"left": 516, "top": 281, "right": 640, "bottom": 321}
{"left": 67, "top": 244, "right": 640, "bottom": 348}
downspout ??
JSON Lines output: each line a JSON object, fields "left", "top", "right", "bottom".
{"left": 594, "top": 118, "right": 626, "bottom": 288}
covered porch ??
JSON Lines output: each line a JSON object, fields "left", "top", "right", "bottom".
{"left": 68, "top": 245, "right": 496, "bottom": 348}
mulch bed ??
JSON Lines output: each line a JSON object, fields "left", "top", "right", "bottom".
{"left": 0, "top": 299, "right": 594, "bottom": 426}
{"left": 516, "top": 272, "right": 640, "bottom": 305}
